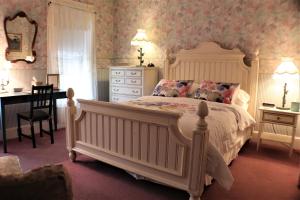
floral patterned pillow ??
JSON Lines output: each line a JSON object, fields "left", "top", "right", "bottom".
{"left": 194, "top": 80, "right": 240, "bottom": 104}
{"left": 152, "top": 79, "right": 194, "bottom": 97}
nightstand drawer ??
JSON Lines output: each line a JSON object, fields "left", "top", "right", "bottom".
{"left": 126, "top": 70, "right": 142, "bottom": 77}
{"left": 111, "top": 87, "right": 142, "bottom": 96}
{"left": 125, "top": 78, "right": 142, "bottom": 85}
{"left": 111, "top": 78, "right": 125, "bottom": 84}
{"left": 263, "top": 112, "right": 295, "bottom": 125}
{"left": 111, "top": 70, "right": 124, "bottom": 77}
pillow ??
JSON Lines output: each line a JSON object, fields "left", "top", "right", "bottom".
{"left": 152, "top": 79, "right": 194, "bottom": 97}
{"left": 232, "top": 89, "right": 250, "bottom": 110}
{"left": 187, "top": 82, "right": 200, "bottom": 97}
{"left": 194, "top": 80, "right": 240, "bottom": 104}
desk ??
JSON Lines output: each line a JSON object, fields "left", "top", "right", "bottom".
{"left": 0, "top": 90, "right": 67, "bottom": 153}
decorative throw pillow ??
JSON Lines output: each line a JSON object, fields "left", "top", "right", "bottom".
{"left": 152, "top": 79, "right": 194, "bottom": 97}
{"left": 194, "top": 80, "right": 240, "bottom": 104}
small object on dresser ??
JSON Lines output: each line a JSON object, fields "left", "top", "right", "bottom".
{"left": 290, "top": 102, "right": 300, "bottom": 112}
{"left": 13, "top": 88, "right": 23, "bottom": 92}
{"left": 147, "top": 63, "right": 155, "bottom": 67}
{"left": 262, "top": 103, "right": 275, "bottom": 107}
{"left": 31, "top": 76, "right": 43, "bottom": 86}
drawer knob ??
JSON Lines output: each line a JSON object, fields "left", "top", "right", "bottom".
{"left": 131, "top": 72, "right": 137, "bottom": 75}
{"left": 113, "top": 89, "right": 119, "bottom": 92}
{"left": 277, "top": 116, "right": 280, "bottom": 120}
{"left": 116, "top": 72, "right": 120, "bottom": 74}
{"left": 132, "top": 90, "right": 138, "bottom": 93}
{"left": 131, "top": 80, "right": 137, "bottom": 83}
{"left": 116, "top": 80, "right": 120, "bottom": 82}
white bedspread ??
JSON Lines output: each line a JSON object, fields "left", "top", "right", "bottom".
{"left": 123, "top": 96, "right": 255, "bottom": 190}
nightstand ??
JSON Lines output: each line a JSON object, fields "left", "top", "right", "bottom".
{"left": 256, "top": 106, "right": 300, "bottom": 157}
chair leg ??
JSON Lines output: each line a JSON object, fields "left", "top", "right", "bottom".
{"left": 30, "top": 122, "right": 36, "bottom": 148}
{"left": 49, "top": 118, "right": 54, "bottom": 144}
{"left": 17, "top": 116, "right": 22, "bottom": 142}
{"left": 39, "top": 121, "right": 43, "bottom": 137}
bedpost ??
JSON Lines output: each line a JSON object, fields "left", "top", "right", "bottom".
{"left": 66, "top": 88, "right": 77, "bottom": 161}
{"left": 188, "top": 101, "right": 209, "bottom": 200}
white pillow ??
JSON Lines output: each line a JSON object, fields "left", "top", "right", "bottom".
{"left": 232, "top": 89, "right": 250, "bottom": 110}
{"left": 187, "top": 82, "right": 200, "bottom": 97}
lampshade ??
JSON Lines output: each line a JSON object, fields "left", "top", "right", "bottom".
{"left": 273, "top": 58, "right": 299, "bottom": 79}
{"left": 131, "top": 29, "right": 149, "bottom": 47}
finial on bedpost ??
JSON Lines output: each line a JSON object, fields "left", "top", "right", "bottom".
{"left": 67, "top": 88, "right": 74, "bottom": 106}
{"left": 188, "top": 100, "right": 209, "bottom": 200}
{"left": 197, "top": 101, "right": 209, "bottom": 129}
{"left": 66, "top": 88, "right": 77, "bottom": 162}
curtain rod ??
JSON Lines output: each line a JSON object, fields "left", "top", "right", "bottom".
{"left": 48, "top": 0, "right": 96, "bottom": 14}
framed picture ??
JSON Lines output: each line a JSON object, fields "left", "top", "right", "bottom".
{"left": 47, "top": 74, "right": 60, "bottom": 90}
{"left": 7, "top": 33, "right": 22, "bottom": 52}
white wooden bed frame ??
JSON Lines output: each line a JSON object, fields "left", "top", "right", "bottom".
{"left": 66, "top": 42, "right": 259, "bottom": 200}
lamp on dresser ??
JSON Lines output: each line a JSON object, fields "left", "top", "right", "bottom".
{"left": 131, "top": 29, "right": 150, "bottom": 67}
{"left": 272, "top": 57, "right": 299, "bottom": 110}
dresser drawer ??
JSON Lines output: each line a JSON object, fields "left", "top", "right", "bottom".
{"left": 111, "top": 70, "right": 124, "bottom": 77}
{"left": 111, "top": 78, "right": 125, "bottom": 84}
{"left": 125, "top": 70, "right": 142, "bottom": 77}
{"left": 111, "top": 87, "right": 142, "bottom": 96}
{"left": 125, "top": 78, "right": 142, "bottom": 86}
{"left": 111, "top": 95, "right": 138, "bottom": 102}
{"left": 262, "top": 112, "right": 296, "bottom": 125}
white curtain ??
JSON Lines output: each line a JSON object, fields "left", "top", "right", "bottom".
{"left": 47, "top": 1, "right": 97, "bottom": 127}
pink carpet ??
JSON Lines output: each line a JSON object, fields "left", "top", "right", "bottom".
{"left": 0, "top": 129, "right": 299, "bottom": 200}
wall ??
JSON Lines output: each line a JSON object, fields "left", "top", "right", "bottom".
{"left": 113, "top": 0, "right": 300, "bottom": 64}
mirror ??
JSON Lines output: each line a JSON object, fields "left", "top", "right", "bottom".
{"left": 4, "top": 11, "right": 38, "bottom": 63}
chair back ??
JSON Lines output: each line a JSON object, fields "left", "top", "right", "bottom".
{"left": 30, "top": 85, "right": 54, "bottom": 117}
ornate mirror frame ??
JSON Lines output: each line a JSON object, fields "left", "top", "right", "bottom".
{"left": 4, "top": 11, "right": 38, "bottom": 64}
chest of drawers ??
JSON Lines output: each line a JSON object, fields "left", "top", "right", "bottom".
{"left": 109, "top": 66, "right": 158, "bottom": 102}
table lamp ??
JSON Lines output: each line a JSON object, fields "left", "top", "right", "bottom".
{"left": 273, "top": 57, "right": 299, "bottom": 110}
{"left": 131, "top": 29, "right": 150, "bottom": 67}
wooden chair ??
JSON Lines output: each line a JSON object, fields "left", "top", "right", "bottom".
{"left": 17, "top": 85, "right": 54, "bottom": 148}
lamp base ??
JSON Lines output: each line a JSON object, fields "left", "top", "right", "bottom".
{"left": 276, "top": 106, "right": 290, "bottom": 110}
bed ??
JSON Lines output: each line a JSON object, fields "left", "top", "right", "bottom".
{"left": 65, "top": 42, "right": 259, "bottom": 200}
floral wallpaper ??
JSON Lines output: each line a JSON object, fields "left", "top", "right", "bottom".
{"left": 0, "top": 0, "right": 114, "bottom": 69}
{"left": 113, "top": 0, "right": 300, "bottom": 68}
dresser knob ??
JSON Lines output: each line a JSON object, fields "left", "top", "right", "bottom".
{"left": 131, "top": 72, "right": 137, "bottom": 75}
{"left": 131, "top": 80, "right": 136, "bottom": 83}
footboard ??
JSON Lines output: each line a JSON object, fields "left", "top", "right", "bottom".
{"left": 66, "top": 88, "right": 209, "bottom": 200}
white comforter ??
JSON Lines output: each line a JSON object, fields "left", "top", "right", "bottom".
{"left": 123, "top": 96, "right": 255, "bottom": 190}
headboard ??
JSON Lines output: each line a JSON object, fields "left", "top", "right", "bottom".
{"left": 165, "top": 42, "right": 259, "bottom": 118}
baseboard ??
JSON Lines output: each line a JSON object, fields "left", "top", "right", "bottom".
{"left": 1, "top": 122, "right": 65, "bottom": 141}
{"left": 252, "top": 131, "right": 300, "bottom": 150}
